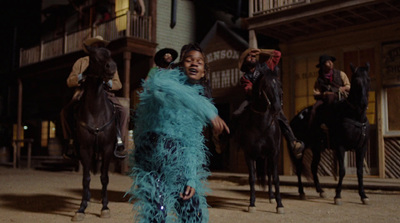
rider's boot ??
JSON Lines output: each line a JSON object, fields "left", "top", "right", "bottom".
{"left": 291, "top": 140, "right": 305, "bottom": 159}
{"left": 278, "top": 112, "right": 305, "bottom": 159}
{"left": 62, "top": 139, "right": 75, "bottom": 159}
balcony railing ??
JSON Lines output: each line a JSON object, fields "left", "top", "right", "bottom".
{"left": 250, "top": 0, "right": 312, "bottom": 16}
{"left": 19, "top": 11, "right": 152, "bottom": 67}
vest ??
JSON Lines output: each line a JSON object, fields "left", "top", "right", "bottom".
{"left": 317, "top": 69, "right": 343, "bottom": 93}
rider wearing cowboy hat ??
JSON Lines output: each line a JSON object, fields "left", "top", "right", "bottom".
{"left": 61, "top": 35, "right": 129, "bottom": 159}
{"left": 235, "top": 48, "right": 305, "bottom": 158}
{"left": 146, "top": 48, "right": 178, "bottom": 79}
{"left": 309, "top": 54, "right": 350, "bottom": 128}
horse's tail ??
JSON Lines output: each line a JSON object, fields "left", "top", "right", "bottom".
{"left": 256, "top": 158, "right": 267, "bottom": 190}
{"left": 289, "top": 106, "right": 313, "bottom": 181}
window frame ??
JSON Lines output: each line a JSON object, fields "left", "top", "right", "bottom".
{"left": 382, "top": 84, "right": 400, "bottom": 137}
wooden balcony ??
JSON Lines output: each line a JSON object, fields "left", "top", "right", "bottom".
{"left": 247, "top": 0, "right": 400, "bottom": 41}
{"left": 250, "top": 0, "right": 312, "bottom": 16}
{"left": 19, "top": 12, "right": 152, "bottom": 67}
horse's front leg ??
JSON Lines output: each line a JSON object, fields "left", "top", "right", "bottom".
{"left": 267, "top": 161, "right": 275, "bottom": 203}
{"left": 72, "top": 153, "right": 91, "bottom": 221}
{"left": 334, "top": 148, "right": 345, "bottom": 205}
{"left": 296, "top": 157, "right": 306, "bottom": 200}
{"left": 311, "top": 147, "right": 326, "bottom": 198}
{"left": 356, "top": 145, "right": 369, "bottom": 205}
{"left": 99, "top": 145, "right": 113, "bottom": 218}
{"left": 272, "top": 151, "right": 284, "bottom": 214}
{"left": 245, "top": 155, "right": 257, "bottom": 212}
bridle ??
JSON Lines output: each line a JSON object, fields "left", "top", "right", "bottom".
{"left": 78, "top": 73, "right": 116, "bottom": 150}
{"left": 250, "top": 77, "right": 281, "bottom": 128}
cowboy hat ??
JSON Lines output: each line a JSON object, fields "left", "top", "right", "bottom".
{"left": 238, "top": 48, "right": 260, "bottom": 72}
{"left": 82, "top": 36, "right": 110, "bottom": 53}
{"left": 316, "top": 54, "right": 336, "bottom": 68}
{"left": 154, "top": 48, "right": 178, "bottom": 66}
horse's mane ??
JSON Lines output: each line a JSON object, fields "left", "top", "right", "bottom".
{"left": 347, "top": 63, "right": 370, "bottom": 112}
{"left": 252, "top": 70, "right": 281, "bottom": 99}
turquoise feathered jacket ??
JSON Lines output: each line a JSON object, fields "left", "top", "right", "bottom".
{"left": 128, "top": 68, "right": 218, "bottom": 223}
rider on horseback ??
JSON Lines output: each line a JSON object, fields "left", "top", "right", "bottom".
{"left": 236, "top": 48, "right": 305, "bottom": 158}
{"left": 146, "top": 48, "right": 178, "bottom": 79}
{"left": 309, "top": 54, "right": 351, "bottom": 129}
{"left": 61, "top": 36, "right": 129, "bottom": 159}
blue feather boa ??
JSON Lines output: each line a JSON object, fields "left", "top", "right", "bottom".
{"left": 128, "top": 68, "right": 217, "bottom": 223}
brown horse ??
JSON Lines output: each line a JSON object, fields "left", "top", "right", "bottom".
{"left": 72, "top": 45, "right": 117, "bottom": 221}
{"left": 234, "top": 71, "right": 284, "bottom": 214}
{"left": 290, "top": 63, "right": 371, "bottom": 205}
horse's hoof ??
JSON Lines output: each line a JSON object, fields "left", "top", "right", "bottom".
{"left": 248, "top": 206, "right": 256, "bottom": 213}
{"left": 362, "top": 198, "right": 370, "bottom": 205}
{"left": 100, "top": 209, "right": 111, "bottom": 218}
{"left": 334, "top": 198, "right": 342, "bottom": 205}
{"left": 300, "top": 193, "right": 306, "bottom": 200}
{"left": 320, "top": 192, "right": 327, "bottom": 198}
{"left": 71, "top": 212, "right": 85, "bottom": 222}
{"left": 276, "top": 207, "right": 285, "bottom": 214}
{"left": 269, "top": 199, "right": 276, "bottom": 204}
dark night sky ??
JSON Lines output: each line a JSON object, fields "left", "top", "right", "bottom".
{"left": 0, "top": 0, "right": 42, "bottom": 75}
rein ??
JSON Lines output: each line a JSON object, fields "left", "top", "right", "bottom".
{"left": 250, "top": 89, "right": 278, "bottom": 126}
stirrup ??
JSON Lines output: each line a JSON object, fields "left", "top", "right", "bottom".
{"left": 62, "top": 140, "right": 76, "bottom": 160}
{"left": 320, "top": 123, "right": 328, "bottom": 131}
{"left": 114, "top": 144, "right": 126, "bottom": 159}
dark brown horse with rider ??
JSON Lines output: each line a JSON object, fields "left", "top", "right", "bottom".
{"left": 71, "top": 44, "right": 118, "bottom": 221}
{"left": 290, "top": 62, "right": 371, "bottom": 205}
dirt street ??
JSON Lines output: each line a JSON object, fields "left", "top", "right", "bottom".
{"left": 0, "top": 166, "right": 399, "bottom": 223}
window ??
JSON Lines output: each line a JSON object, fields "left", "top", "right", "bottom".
{"left": 383, "top": 86, "right": 400, "bottom": 136}
{"left": 293, "top": 55, "right": 320, "bottom": 113}
{"left": 41, "top": 121, "right": 56, "bottom": 147}
{"left": 382, "top": 41, "right": 400, "bottom": 136}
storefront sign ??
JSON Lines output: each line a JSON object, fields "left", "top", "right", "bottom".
{"left": 207, "top": 49, "right": 241, "bottom": 89}
{"left": 383, "top": 41, "right": 400, "bottom": 85}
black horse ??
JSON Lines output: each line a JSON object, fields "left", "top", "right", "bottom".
{"left": 290, "top": 63, "right": 371, "bottom": 205}
{"left": 234, "top": 72, "right": 284, "bottom": 214}
{"left": 72, "top": 45, "right": 118, "bottom": 221}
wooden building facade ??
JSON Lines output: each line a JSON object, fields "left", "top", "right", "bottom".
{"left": 200, "top": 21, "right": 249, "bottom": 172}
{"left": 246, "top": 0, "right": 400, "bottom": 178}
{"left": 12, "top": 0, "right": 195, "bottom": 170}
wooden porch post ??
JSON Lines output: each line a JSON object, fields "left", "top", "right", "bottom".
{"left": 249, "top": 30, "right": 258, "bottom": 49}
{"left": 14, "top": 78, "right": 23, "bottom": 169}
{"left": 149, "top": 0, "right": 157, "bottom": 42}
{"left": 121, "top": 51, "right": 131, "bottom": 173}
{"left": 248, "top": 0, "right": 257, "bottom": 48}
{"left": 123, "top": 51, "right": 131, "bottom": 98}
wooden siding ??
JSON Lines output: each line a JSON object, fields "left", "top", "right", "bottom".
{"left": 385, "top": 137, "right": 400, "bottom": 178}
{"left": 19, "top": 12, "right": 152, "bottom": 67}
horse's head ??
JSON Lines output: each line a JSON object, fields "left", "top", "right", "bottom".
{"left": 84, "top": 44, "right": 117, "bottom": 82}
{"left": 252, "top": 73, "right": 282, "bottom": 115}
{"left": 349, "top": 63, "right": 371, "bottom": 110}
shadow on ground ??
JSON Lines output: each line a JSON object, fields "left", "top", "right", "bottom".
{"left": 0, "top": 189, "right": 129, "bottom": 217}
